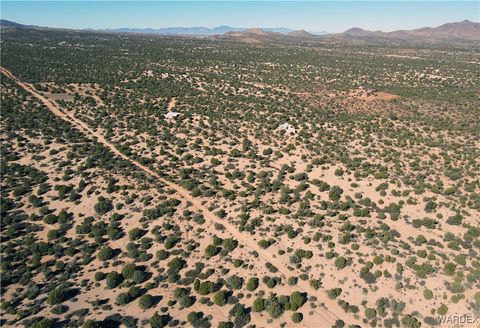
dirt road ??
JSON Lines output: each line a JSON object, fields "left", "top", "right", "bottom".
{"left": 1, "top": 66, "right": 359, "bottom": 327}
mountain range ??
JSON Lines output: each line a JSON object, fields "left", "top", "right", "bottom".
{"left": 100, "top": 25, "right": 298, "bottom": 36}
{"left": 338, "top": 20, "right": 480, "bottom": 43}
{"left": 1, "top": 19, "right": 478, "bottom": 44}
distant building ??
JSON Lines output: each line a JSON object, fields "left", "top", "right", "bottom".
{"left": 279, "top": 123, "right": 296, "bottom": 134}
{"left": 165, "top": 112, "right": 180, "bottom": 119}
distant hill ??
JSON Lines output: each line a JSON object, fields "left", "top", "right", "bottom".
{"left": 287, "top": 30, "right": 318, "bottom": 38}
{"left": 102, "top": 26, "right": 242, "bottom": 36}
{"left": 225, "top": 28, "right": 281, "bottom": 37}
{"left": 336, "top": 20, "right": 480, "bottom": 43}
{"left": 1, "top": 18, "right": 478, "bottom": 44}
{"left": 0, "top": 19, "right": 28, "bottom": 29}
{"left": 0, "top": 20, "right": 294, "bottom": 36}
{"left": 224, "top": 28, "right": 322, "bottom": 43}
{"left": 100, "top": 26, "right": 295, "bottom": 36}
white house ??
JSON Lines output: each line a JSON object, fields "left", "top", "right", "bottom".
{"left": 165, "top": 112, "right": 180, "bottom": 119}
{"left": 279, "top": 123, "right": 296, "bottom": 134}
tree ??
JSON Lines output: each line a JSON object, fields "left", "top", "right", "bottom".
{"left": 334, "top": 256, "right": 347, "bottom": 269}
{"left": 444, "top": 262, "right": 456, "bottom": 276}
{"left": 83, "top": 320, "right": 101, "bottom": 328}
{"left": 423, "top": 289, "right": 433, "bottom": 300}
{"left": 292, "top": 312, "right": 303, "bottom": 323}
{"left": 156, "top": 249, "right": 169, "bottom": 261}
{"left": 122, "top": 263, "right": 136, "bottom": 279}
{"left": 214, "top": 290, "right": 228, "bottom": 306}
{"left": 129, "top": 228, "right": 145, "bottom": 241}
{"left": 94, "top": 196, "right": 113, "bottom": 215}
{"left": 218, "top": 322, "right": 234, "bottom": 328}
{"left": 29, "top": 319, "right": 55, "bottom": 328}
{"left": 226, "top": 275, "right": 243, "bottom": 290}
{"left": 267, "top": 301, "right": 284, "bottom": 318}
{"left": 139, "top": 294, "right": 154, "bottom": 310}
{"left": 446, "top": 214, "right": 463, "bottom": 226}
{"left": 289, "top": 291, "right": 307, "bottom": 311}
{"left": 132, "top": 270, "right": 147, "bottom": 284}
{"left": 205, "top": 244, "right": 220, "bottom": 257}
{"left": 97, "top": 246, "right": 115, "bottom": 261}
{"left": 437, "top": 304, "right": 448, "bottom": 315}
{"left": 106, "top": 271, "right": 123, "bottom": 289}
{"left": 327, "top": 288, "right": 342, "bottom": 299}
{"left": 229, "top": 303, "right": 250, "bottom": 328}
{"left": 246, "top": 277, "right": 259, "bottom": 291}
{"left": 253, "top": 298, "right": 265, "bottom": 312}
{"left": 47, "top": 288, "right": 66, "bottom": 305}
{"left": 150, "top": 312, "right": 170, "bottom": 328}
{"left": 329, "top": 186, "right": 343, "bottom": 201}
{"left": 365, "top": 308, "right": 377, "bottom": 320}
{"left": 94, "top": 271, "right": 106, "bottom": 281}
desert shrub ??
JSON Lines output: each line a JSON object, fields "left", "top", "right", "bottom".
{"left": 289, "top": 291, "right": 307, "bottom": 311}
{"left": 253, "top": 298, "right": 265, "bottom": 312}
{"left": 444, "top": 262, "right": 456, "bottom": 276}
{"left": 213, "top": 290, "right": 228, "bottom": 306}
{"left": 365, "top": 308, "right": 377, "bottom": 320}
{"left": 139, "top": 294, "right": 154, "bottom": 310}
{"left": 97, "top": 246, "right": 115, "bottom": 261}
{"left": 129, "top": 228, "right": 145, "bottom": 241}
{"left": 150, "top": 312, "right": 170, "bottom": 328}
{"left": 246, "top": 277, "right": 259, "bottom": 291}
{"left": 335, "top": 256, "right": 347, "bottom": 269}
{"left": 226, "top": 275, "right": 243, "bottom": 290}
{"left": 423, "top": 289, "right": 433, "bottom": 300}
{"left": 106, "top": 271, "right": 123, "bottom": 289}
{"left": 292, "top": 312, "right": 303, "bottom": 323}
{"left": 156, "top": 250, "right": 169, "bottom": 261}
{"left": 329, "top": 186, "right": 343, "bottom": 201}
{"left": 446, "top": 214, "right": 463, "bottom": 226}
{"left": 122, "top": 263, "right": 136, "bottom": 279}
{"left": 327, "top": 288, "right": 342, "bottom": 299}
{"left": 94, "top": 271, "right": 106, "bottom": 281}
{"left": 229, "top": 303, "right": 250, "bottom": 327}
{"left": 94, "top": 196, "right": 113, "bottom": 215}
{"left": 47, "top": 288, "right": 66, "bottom": 305}
{"left": 267, "top": 301, "right": 284, "bottom": 318}
{"left": 402, "top": 314, "right": 421, "bottom": 328}
{"left": 437, "top": 304, "right": 448, "bottom": 315}
{"left": 205, "top": 244, "right": 220, "bottom": 257}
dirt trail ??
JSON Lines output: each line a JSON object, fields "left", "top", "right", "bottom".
{"left": 167, "top": 97, "right": 176, "bottom": 111}
{"left": 1, "top": 67, "right": 359, "bottom": 326}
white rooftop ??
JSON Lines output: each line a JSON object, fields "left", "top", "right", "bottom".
{"left": 165, "top": 112, "right": 180, "bottom": 119}
{"left": 279, "top": 123, "right": 296, "bottom": 134}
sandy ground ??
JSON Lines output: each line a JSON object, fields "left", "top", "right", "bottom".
{"left": 1, "top": 66, "right": 361, "bottom": 326}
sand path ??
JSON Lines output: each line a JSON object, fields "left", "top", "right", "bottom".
{"left": 167, "top": 97, "right": 176, "bottom": 111}
{"left": 1, "top": 67, "right": 359, "bottom": 326}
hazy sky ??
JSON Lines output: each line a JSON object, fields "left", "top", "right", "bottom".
{"left": 1, "top": 1, "right": 479, "bottom": 33}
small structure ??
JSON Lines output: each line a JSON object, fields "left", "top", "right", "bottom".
{"left": 279, "top": 123, "right": 296, "bottom": 134}
{"left": 165, "top": 112, "right": 180, "bottom": 119}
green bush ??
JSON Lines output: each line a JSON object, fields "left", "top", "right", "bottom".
{"left": 150, "top": 312, "right": 169, "bottom": 328}
{"left": 437, "top": 304, "right": 448, "bottom": 315}
{"left": 213, "top": 290, "right": 228, "bottom": 306}
{"left": 246, "top": 277, "right": 259, "bottom": 291}
{"left": 106, "top": 271, "right": 123, "bottom": 289}
{"left": 423, "top": 289, "right": 433, "bottom": 300}
{"left": 292, "top": 312, "right": 303, "bottom": 323}
{"left": 365, "top": 308, "right": 377, "bottom": 320}
{"left": 139, "top": 294, "right": 154, "bottom": 310}
{"left": 97, "top": 246, "right": 115, "bottom": 261}
{"left": 47, "top": 288, "right": 66, "bottom": 305}
{"left": 253, "top": 298, "right": 265, "bottom": 312}
{"left": 334, "top": 256, "right": 347, "bottom": 269}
